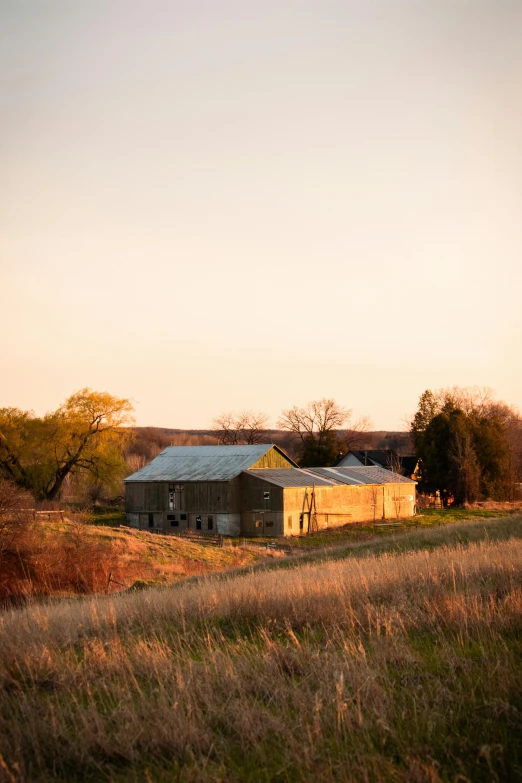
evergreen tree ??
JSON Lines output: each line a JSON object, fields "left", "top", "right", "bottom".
{"left": 410, "top": 389, "right": 439, "bottom": 455}
{"left": 411, "top": 388, "right": 513, "bottom": 505}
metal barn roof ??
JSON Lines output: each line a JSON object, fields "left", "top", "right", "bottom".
{"left": 309, "top": 466, "right": 417, "bottom": 485}
{"left": 124, "top": 444, "right": 287, "bottom": 483}
{"left": 247, "top": 469, "right": 341, "bottom": 488}
{"left": 246, "top": 466, "right": 415, "bottom": 488}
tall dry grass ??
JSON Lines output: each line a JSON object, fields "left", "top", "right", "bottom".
{"left": 0, "top": 518, "right": 521, "bottom": 781}
{"left": 0, "top": 515, "right": 260, "bottom": 607}
{"left": 0, "top": 513, "right": 122, "bottom": 606}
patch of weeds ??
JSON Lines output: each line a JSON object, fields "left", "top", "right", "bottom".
{"left": 127, "top": 579, "right": 164, "bottom": 591}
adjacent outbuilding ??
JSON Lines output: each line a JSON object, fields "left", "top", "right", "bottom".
{"left": 124, "top": 444, "right": 417, "bottom": 537}
{"left": 337, "top": 449, "right": 419, "bottom": 479}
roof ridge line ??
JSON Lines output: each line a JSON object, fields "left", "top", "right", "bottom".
{"left": 321, "top": 466, "right": 366, "bottom": 484}
{"left": 296, "top": 467, "right": 341, "bottom": 485}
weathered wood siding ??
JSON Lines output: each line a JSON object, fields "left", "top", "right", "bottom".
{"left": 241, "top": 511, "right": 284, "bottom": 537}
{"left": 183, "top": 479, "right": 241, "bottom": 513}
{"left": 125, "top": 469, "right": 415, "bottom": 539}
{"left": 240, "top": 473, "right": 284, "bottom": 511}
{"left": 125, "top": 482, "right": 168, "bottom": 513}
{"left": 240, "top": 473, "right": 284, "bottom": 536}
{"left": 125, "top": 479, "right": 241, "bottom": 514}
{"left": 250, "top": 449, "right": 294, "bottom": 469}
{"left": 125, "top": 478, "right": 242, "bottom": 535}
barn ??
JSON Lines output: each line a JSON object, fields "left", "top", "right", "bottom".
{"left": 123, "top": 444, "right": 295, "bottom": 536}
{"left": 124, "top": 444, "right": 416, "bottom": 537}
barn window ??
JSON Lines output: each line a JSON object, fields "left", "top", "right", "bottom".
{"left": 180, "top": 513, "right": 187, "bottom": 521}
{"left": 207, "top": 515, "right": 214, "bottom": 530}
{"left": 288, "top": 516, "right": 292, "bottom": 529}
{"left": 299, "top": 514, "right": 304, "bottom": 530}
{"left": 148, "top": 513, "right": 154, "bottom": 528}
{"left": 167, "top": 514, "right": 178, "bottom": 527}
{"left": 168, "top": 484, "right": 185, "bottom": 510}
{"left": 266, "top": 520, "right": 274, "bottom": 527}
{"left": 196, "top": 515, "right": 202, "bottom": 530}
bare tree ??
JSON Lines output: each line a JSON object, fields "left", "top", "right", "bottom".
{"left": 426, "top": 386, "right": 495, "bottom": 418}
{"left": 342, "top": 415, "right": 373, "bottom": 452}
{"left": 278, "top": 399, "right": 350, "bottom": 444}
{"left": 385, "top": 452, "right": 402, "bottom": 475}
{"left": 278, "top": 399, "right": 354, "bottom": 466}
{"left": 212, "top": 411, "right": 269, "bottom": 445}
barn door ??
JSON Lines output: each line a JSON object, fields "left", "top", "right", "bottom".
{"left": 263, "top": 513, "right": 276, "bottom": 535}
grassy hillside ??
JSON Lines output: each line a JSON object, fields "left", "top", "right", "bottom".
{"left": 51, "top": 519, "right": 260, "bottom": 587}
{"left": 0, "top": 515, "right": 521, "bottom": 782}
{"left": 0, "top": 518, "right": 260, "bottom": 604}
{"left": 4, "top": 506, "right": 517, "bottom": 605}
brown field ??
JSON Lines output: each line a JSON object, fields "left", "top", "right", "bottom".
{"left": 0, "top": 515, "right": 521, "bottom": 781}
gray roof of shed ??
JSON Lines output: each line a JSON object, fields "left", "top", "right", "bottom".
{"left": 336, "top": 449, "right": 396, "bottom": 467}
{"left": 247, "top": 469, "right": 340, "bottom": 488}
{"left": 246, "top": 466, "right": 415, "bottom": 488}
{"left": 309, "top": 466, "right": 417, "bottom": 485}
{"left": 124, "top": 444, "right": 287, "bottom": 483}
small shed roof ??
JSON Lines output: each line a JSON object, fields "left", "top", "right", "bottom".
{"left": 336, "top": 449, "right": 396, "bottom": 467}
{"left": 247, "top": 469, "right": 341, "bottom": 488}
{"left": 309, "top": 466, "right": 416, "bottom": 485}
{"left": 124, "top": 444, "right": 292, "bottom": 483}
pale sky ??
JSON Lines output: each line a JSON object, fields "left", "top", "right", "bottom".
{"left": 1, "top": 0, "right": 521, "bottom": 430}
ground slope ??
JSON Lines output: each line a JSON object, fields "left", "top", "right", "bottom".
{"left": 0, "top": 515, "right": 521, "bottom": 782}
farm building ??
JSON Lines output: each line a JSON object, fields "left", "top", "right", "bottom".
{"left": 124, "top": 444, "right": 416, "bottom": 537}
{"left": 337, "top": 449, "right": 419, "bottom": 479}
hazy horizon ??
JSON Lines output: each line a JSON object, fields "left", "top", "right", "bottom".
{"left": 1, "top": 1, "right": 521, "bottom": 429}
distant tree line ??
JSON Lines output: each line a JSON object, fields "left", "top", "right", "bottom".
{"left": 3, "top": 386, "right": 518, "bottom": 509}
{"left": 212, "top": 400, "right": 373, "bottom": 466}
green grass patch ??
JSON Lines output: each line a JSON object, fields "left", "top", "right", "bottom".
{"left": 417, "top": 506, "right": 517, "bottom": 524}
{"left": 89, "top": 507, "right": 127, "bottom": 526}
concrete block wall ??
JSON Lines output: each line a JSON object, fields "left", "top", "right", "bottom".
{"left": 282, "top": 483, "right": 416, "bottom": 536}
